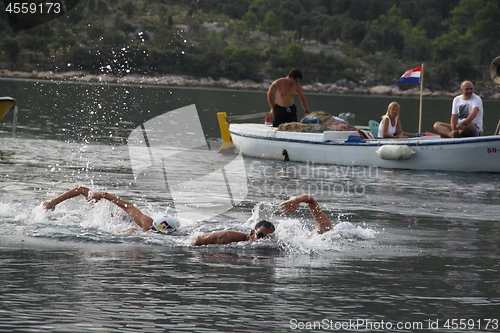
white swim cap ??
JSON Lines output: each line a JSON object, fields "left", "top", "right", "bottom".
{"left": 152, "top": 216, "right": 179, "bottom": 233}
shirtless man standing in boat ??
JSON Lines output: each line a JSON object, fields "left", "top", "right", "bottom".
{"left": 267, "top": 68, "right": 310, "bottom": 127}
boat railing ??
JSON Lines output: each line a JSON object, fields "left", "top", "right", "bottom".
{"left": 225, "top": 112, "right": 269, "bottom": 122}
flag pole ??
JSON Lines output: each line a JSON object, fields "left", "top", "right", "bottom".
{"left": 418, "top": 63, "right": 424, "bottom": 134}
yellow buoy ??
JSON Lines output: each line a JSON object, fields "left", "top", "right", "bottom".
{"left": 217, "top": 112, "right": 236, "bottom": 154}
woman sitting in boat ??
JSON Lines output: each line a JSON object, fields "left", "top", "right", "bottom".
{"left": 378, "top": 102, "right": 407, "bottom": 138}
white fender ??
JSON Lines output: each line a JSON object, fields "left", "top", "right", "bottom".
{"left": 376, "top": 145, "right": 415, "bottom": 160}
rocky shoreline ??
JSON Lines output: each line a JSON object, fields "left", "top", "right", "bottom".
{"left": 2, "top": 69, "right": 500, "bottom": 100}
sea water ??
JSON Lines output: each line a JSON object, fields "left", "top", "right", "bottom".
{"left": 0, "top": 78, "right": 499, "bottom": 332}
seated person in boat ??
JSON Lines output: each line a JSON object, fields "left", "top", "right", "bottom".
{"left": 267, "top": 68, "right": 310, "bottom": 127}
{"left": 378, "top": 102, "right": 407, "bottom": 138}
{"left": 433, "top": 81, "right": 483, "bottom": 138}
{"left": 280, "top": 194, "right": 334, "bottom": 234}
{"left": 43, "top": 186, "right": 275, "bottom": 244}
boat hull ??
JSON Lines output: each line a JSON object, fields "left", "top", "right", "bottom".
{"left": 230, "top": 124, "right": 500, "bottom": 172}
{"left": 0, "top": 97, "right": 16, "bottom": 122}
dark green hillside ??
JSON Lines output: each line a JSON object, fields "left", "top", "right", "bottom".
{"left": 1, "top": 0, "right": 499, "bottom": 90}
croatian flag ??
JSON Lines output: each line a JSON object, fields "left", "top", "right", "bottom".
{"left": 396, "top": 66, "right": 421, "bottom": 84}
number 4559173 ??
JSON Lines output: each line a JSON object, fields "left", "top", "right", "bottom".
{"left": 5, "top": 2, "right": 61, "bottom": 14}
{"left": 444, "top": 319, "right": 498, "bottom": 330}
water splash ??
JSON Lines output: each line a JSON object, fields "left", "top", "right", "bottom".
{"left": 247, "top": 201, "right": 280, "bottom": 225}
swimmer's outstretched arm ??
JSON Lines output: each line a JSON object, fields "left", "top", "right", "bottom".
{"left": 87, "top": 191, "right": 153, "bottom": 232}
{"left": 43, "top": 186, "right": 91, "bottom": 211}
{"left": 43, "top": 186, "right": 153, "bottom": 231}
{"left": 280, "top": 194, "right": 333, "bottom": 234}
{"left": 192, "top": 230, "right": 248, "bottom": 246}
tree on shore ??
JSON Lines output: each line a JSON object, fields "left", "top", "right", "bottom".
{"left": 2, "top": 38, "right": 21, "bottom": 64}
{"left": 260, "top": 11, "right": 282, "bottom": 40}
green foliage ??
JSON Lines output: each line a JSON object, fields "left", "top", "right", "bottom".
{"left": 195, "top": 0, "right": 251, "bottom": 19}
{"left": 242, "top": 11, "right": 259, "bottom": 29}
{"left": 282, "top": 43, "right": 307, "bottom": 69}
{"left": 0, "top": 0, "right": 497, "bottom": 88}
{"left": 260, "top": 11, "right": 282, "bottom": 38}
{"left": 121, "top": 1, "right": 136, "bottom": 18}
{"left": 221, "top": 47, "right": 262, "bottom": 80}
{"left": 452, "top": 57, "right": 482, "bottom": 82}
{"left": 2, "top": 38, "right": 21, "bottom": 63}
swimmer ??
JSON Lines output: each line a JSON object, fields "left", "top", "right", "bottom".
{"left": 43, "top": 186, "right": 178, "bottom": 234}
{"left": 280, "top": 194, "right": 333, "bottom": 234}
{"left": 43, "top": 186, "right": 275, "bottom": 244}
{"left": 191, "top": 220, "right": 275, "bottom": 246}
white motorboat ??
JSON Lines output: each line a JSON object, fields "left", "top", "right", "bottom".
{"left": 226, "top": 122, "right": 500, "bottom": 173}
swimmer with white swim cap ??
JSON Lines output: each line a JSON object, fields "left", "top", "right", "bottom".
{"left": 43, "top": 186, "right": 275, "bottom": 244}
{"left": 43, "top": 186, "right": 179, "bottom": 233}
{"left": 151, "top": 215, "right": 179, "bottom": 234}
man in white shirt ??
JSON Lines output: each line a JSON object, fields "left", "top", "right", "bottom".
{"left": 433, "top": 81, "right": 483, "bottom": 138}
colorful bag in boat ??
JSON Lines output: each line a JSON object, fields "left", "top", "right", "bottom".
{"left": 301, "top": 116, "right": 321, "bottom": 124}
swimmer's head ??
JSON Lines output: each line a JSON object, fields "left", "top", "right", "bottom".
{"left": 152, "top": 216, "right": 179, "bottom": 234}
{"left": 248, "top": 220, "right": 275, "bottom": 240}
